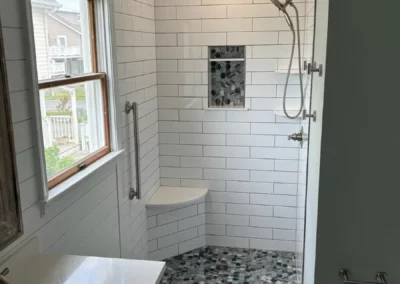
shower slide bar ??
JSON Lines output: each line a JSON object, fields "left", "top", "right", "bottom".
{"left": 340, "top": 269, "right": 388, "bottom": 284}
{"left": 125, "top": 101, "right": 141, "bottom": 200}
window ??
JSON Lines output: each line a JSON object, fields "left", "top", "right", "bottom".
{"left": 208, "top": 46, "right": 246, "bottom": 108}
{"left": 31, "top": 0, "right": 110, "bottom": 189}
{"left": 57, "top": 35, "right": 67, "bottom": 47}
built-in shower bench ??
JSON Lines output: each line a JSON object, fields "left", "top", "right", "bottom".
{"left": 146, "top": 186, "right": 209, "bottom": 260}
{"left": 146, "top": 186, "right": 208, "bottom": 208}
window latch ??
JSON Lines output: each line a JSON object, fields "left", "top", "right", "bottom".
{"left": 78, "top": 163, "right": 88, "bottom": 171}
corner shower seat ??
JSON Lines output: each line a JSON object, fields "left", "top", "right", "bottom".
{"left": 146, "top": 186, "right": 208, "bottom": 208}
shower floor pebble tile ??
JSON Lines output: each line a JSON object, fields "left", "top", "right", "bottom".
{"left": 161, "top": 246, "right": 300, "bottom": 284}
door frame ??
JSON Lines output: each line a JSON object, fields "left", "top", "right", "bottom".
{"left": 303, "top": 0, "right": 330, "bottom": 283}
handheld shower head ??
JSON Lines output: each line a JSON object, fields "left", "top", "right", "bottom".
{"left": 270, "top": 0, "right": 294, "bottom": 27}
{"left": 270, "top": 0, "right": 292, "bottom": 11}
{"left": 269, "top": 0, "right": 305, "bottom": 119}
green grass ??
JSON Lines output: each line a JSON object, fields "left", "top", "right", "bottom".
{"left": 44, "top": 88, "right": 86, "bottom": 101}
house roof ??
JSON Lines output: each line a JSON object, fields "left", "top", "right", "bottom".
{"left": 31, "top": 0, "right": 61, "bottom": 9}
{"left": 48, "top": 12, "right": 81, "bottom": 33}
{"left": 57, "top": 0, "right": 79, "bottom": 13}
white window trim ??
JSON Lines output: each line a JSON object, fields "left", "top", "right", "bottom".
{"left": 56, "top": 35, "right": 67, "bottom": 47}
{"left": 24, "top": 0, "right": 121, "bottom": 216}
{"left": 41, "top": 149, "right": 124, "bottom": 211}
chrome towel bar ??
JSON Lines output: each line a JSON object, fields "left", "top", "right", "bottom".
{"left": 125, "top": 101, "right": 141, "bottom": 200}
{"left": 340, "top": 269, "right": 388, "bottom": 284}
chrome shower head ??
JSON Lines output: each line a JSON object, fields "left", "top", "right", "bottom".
{"left": 270, "top": 0, "right": 294, "bottom": 28}
{"left": 270, "top": 0, "right": 292, "bottom": 11}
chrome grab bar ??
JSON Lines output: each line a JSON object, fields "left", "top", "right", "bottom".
{"left": 125, "top": 101, "right": 141, "bottom": 200}
{"left": 340, "top": 269, "right": 388, "bottom": 284}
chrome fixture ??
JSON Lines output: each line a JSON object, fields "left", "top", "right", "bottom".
{"left": 307, "top": 61, "right": 324, "bottom": 76}
{"left": 125, "top": 101, "right": 141, "bottom": 200}
{"left": 288, "top": 132, "right": 303, "bottom": 142}
{"left": 303, "top": 60, "right": 309, "bottom": 71}
{"left": 303, "top": 109, "right": 317, "bottom": 122}
{"left": 270, "top": 0, "right": 292, "bottom": 11}
{"left": 288, "top": 127, "right": 305, "bottom": 147}
{"left": 129, "top": 187, "right": 138, "bottom": 200}
{"left": 269, "top": 0, "right": 304, "bottom": 119}
{"left": 340, "top": 269, "right": 388, "bottom": 284}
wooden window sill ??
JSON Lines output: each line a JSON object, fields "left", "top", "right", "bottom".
{"left": 40, "top": 150, "right": 125, "bottom": 215}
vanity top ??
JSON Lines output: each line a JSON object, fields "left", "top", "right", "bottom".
{"left": 3, "top": 254, "right": 166, "bottom": 284}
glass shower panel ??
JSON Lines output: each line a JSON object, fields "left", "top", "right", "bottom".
{"left": 295, "top": 0, "right": 316, "bottom": 283}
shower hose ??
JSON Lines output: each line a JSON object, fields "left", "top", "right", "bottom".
{"left": 281, "top": 4, "right": 305, "bottom": 119}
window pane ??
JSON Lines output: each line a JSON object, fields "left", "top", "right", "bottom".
{"left": 40, "top": 79, "right": 106, "bottom": 179}
{"left": 31, "top": 0, "right": 94, "bottom": 80}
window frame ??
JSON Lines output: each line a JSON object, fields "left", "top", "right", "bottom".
{"left": 56, "top": 35, "right": 67, "bottom": 47}
{"left": 38, "top": 0, "right": 110, "bottom": 190}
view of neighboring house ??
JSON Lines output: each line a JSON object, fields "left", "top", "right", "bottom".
{"left": 32, "top": 0, "right": 83, "bottom": 80}
{"left": 31, "top": 0, "right": 89, "bottom": 163}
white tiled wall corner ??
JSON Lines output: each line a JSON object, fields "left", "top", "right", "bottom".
{"left": 116, "top": 0, "right": 162, "bottom": 261}
{"left": 147, "top": 201, "right": 206, "bottom": 260}
{"left": 179, "top": 236, "right": 206, "bottom": 254}
{"left": 226, "top": 226, "right": 272, "bottom": 239}
{"left": 206, "top": 235, "right": 249, "bottom": 248}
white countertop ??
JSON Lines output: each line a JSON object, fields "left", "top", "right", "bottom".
{"left": 4, "top": 254, "right": 166, "bottom": 284}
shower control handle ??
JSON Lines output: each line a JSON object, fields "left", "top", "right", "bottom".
{"left": 288, "top": 127, "right": 305, "bottom": 148}
{"left": 288, "top": 133, "right": 303, "bottom": 142}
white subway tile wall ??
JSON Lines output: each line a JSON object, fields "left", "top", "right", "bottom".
{"left": 115, "top": 0, "right": 160, "bottom": 260}
{"left": 0, "top": 0, "right": 314, "bottom": 265}
{"left": 156, "top": 0, "right": 312, "bottom": 253}
{"left": 148, "top": 201, "right": 206, "bottom": 260}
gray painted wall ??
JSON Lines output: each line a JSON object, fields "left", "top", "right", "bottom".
{"left": 315, "top": 1, "right": 400, "bottom": 283}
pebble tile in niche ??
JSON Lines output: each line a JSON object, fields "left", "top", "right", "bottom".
{"left": 161, "top": 246, "right": 300, "bottom": 284}
{"left": 209, "top": 46, "right": 246, "bottom": 108}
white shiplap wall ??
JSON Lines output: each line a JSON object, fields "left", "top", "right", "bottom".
{"left": 156, "top": 0, "right": 313, "bottom": 252}
{"left": 0, "top": 0, "right": 159, "bottom": 263}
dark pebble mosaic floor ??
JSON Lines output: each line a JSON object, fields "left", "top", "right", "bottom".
{"left": 161, "top": 246, "right": 301, "bottom": 284}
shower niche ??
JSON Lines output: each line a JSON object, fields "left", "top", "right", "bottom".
{"left": 208, "top": 46, "right": 246, "bottom": 108}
